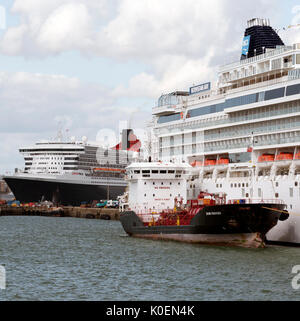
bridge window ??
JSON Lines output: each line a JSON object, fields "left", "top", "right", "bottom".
{"left": 286, "top": 84, "right": 300, "bottom": 96}
{"left": 264, "top": 87, "right": 285, "bottom": 101}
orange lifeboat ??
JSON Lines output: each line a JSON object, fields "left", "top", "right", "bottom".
{"left": 258, "top": 154, "right": 275, "bottom": 162}
{"left": 204, "top": 159, "right": 217, "bottom": 166}
{"left": 275, "top": 152, "right": 293, "bottom": 161}
{"left": 294, "top": 152, "right": 300, "bottom": 160}
{"left": 217, "top": 158, "right": 229, "bottom": 165}
{"left": 191, "top": 160, "right": 203, "bottom": 167}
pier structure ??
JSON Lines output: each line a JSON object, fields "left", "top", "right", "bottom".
{"left": 0, "top": 206, "right": 120, "bottom": 220}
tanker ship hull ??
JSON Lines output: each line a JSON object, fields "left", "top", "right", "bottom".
{"left": 120, "top": 203, "right": 289, "bottom": 248}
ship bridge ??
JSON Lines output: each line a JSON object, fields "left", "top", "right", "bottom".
{"left": 152, "top": 91, "right": 189, "bottom": 116}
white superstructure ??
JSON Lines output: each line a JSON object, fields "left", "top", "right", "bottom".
{"left": 17, "top": 139, "right": 129, "bottom": 185}
{"left": 150, "top": 19, "right": 300, "bottom": 244}
{"left": 125, "top": 162, "right": 193, "bottom": 213}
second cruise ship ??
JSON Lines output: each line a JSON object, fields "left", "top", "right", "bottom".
{"left": 4, "top": 129, "right": 141, "bottom": 205}
{"left": 149, "top": 18, "right": 300, "bottom": 245}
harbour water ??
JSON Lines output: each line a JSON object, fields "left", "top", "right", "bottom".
{"left": 1, "top": 216, "right": 300, "bottom": 301}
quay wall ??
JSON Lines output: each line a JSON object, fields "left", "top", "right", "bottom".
{"left": 0, "top": 206, "right": 120, "bottom": 221}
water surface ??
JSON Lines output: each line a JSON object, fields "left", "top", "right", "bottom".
{"left": 0, "top": 216, "right": 300, "bottom": 301}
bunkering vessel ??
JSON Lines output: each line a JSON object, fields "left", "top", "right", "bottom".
{"left": 148, "top": 18, "right": 300, "bottom": 245}
{"left": 119, "top": 162, "right": 289, "bottom": 248}
{"left": 4, "top": 129, "right": 141, "bottom": 206}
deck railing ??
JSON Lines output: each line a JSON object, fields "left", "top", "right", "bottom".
{"left": 228, "top": 198, "right": 285, "bottom": 205}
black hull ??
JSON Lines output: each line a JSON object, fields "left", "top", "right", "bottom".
{"left": 4, "top": 177, "right": 126, "bottom": 206}
{"left": 120, "top": 204, "right": 288, "bottom": 248}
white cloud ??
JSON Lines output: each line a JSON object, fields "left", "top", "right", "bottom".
{"left": 0, "top": 0, "right": 111, "bottom": 56}
{"left": 0, "top": 24, "right": 28, "bottom": 55}
{"left": 98, "top": 0, "right": 228, "bottom": 60}
{"left": 280, "top": 26, "right": 300, "bottom": 46}
{"left": 279, "top": 6, "right": 300, "bottom": 46}
{"left": 0, "top": 72, "right": 140, "bottom": 142}
{"left": 0, "top": 70, "right": 151, "bottom": 169}
{"left": 36, "top": 3, "right": 93, "bottom": 54}
{"left": 1, "top": 0, "right": 295, "bottom": 169}
{"left": 1, "top": 0, "right": 276, "bottom": 60}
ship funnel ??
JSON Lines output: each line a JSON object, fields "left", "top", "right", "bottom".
{"left": 241, "top": 18, "right": 284, "bottom": 60}
{"left": 121, "top": 129, "right": 133, "bottom": 151}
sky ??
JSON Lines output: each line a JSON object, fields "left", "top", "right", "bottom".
{"left": 0, "top": 0, "right": 300, "bottom": 172}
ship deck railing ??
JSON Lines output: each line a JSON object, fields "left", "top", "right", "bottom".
{"left": 219, "top": 45, "right": 294, "bottom": 72}
{"left": 225, "top": 75, "right": 290, "bottom": 96}
{"left": 228, "top": 198, "right": 285, "bottom": 205}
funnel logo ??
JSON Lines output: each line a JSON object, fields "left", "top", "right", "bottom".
{"left": 241, "top": 35, "right": 251, "bottom": 56}
{"left": 0, "top": 265, "right": 5, "bottom": 290}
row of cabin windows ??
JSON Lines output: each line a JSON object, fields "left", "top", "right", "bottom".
{"left": 230, "top": 183, "right": 249, "bottom": 188}
{"left": 133, "top": 170, "right": 183, "bottom": 174}
{"left": 259, "top": 188, "right": 295, "bottom": 199}
{"left": 144, "top": 194, "right": 181, "bottom": 198}
{"left": 275, "top": 182, "right": 299, "bottom": 187}
{"left": 220, "top": 182, "right": 299, "bottom": 189}
{"left": 157, "top": 85, "right": 293, "bottom": 124}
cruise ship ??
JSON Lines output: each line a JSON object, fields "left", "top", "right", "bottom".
{"left": 3, "top": 129, "right": 141, "bottom": 205}
{"left": 150, "top": 18, "right": 300, "bottom": 245}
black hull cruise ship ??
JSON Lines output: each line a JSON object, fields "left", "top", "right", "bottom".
{"left": 4, "top": 176, "right": 126, "bottom": 206}
{"left": 4, "top": 129, "right": 141, "bottom": 206}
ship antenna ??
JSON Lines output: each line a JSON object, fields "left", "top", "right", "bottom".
{"left": 56, "top": 121, "right": 63, "bottom": 142}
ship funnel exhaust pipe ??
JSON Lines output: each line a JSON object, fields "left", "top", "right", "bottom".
{"left": 241, "top": 18, "right": 284, "bottom": 60}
